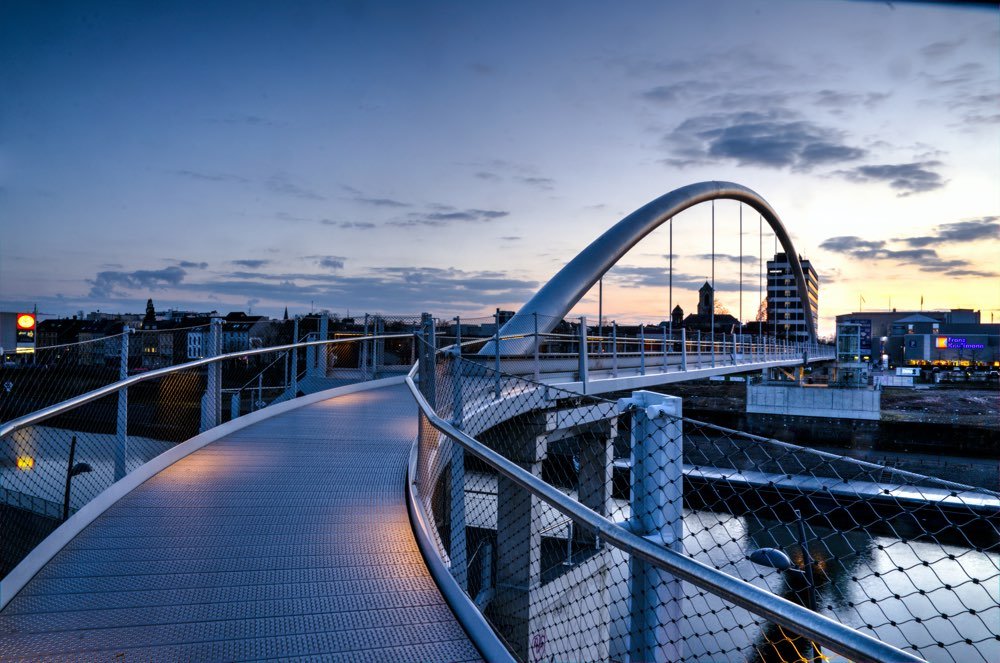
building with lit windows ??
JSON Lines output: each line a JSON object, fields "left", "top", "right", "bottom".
{"left": 766, "top": 253, "right": 818, "bottom": 342}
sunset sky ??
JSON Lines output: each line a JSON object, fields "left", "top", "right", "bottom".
{"left": 1, "top": 0, "right": 998, "bottom": 336}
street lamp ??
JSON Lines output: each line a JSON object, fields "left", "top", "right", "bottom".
{"left": 62, "top": 435, "right": 93, "bottom": 521}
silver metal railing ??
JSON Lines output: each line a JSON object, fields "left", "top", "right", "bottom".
{"left": 407, "top": 326, "right": 997, "bottom": 662}
{"left": 0, "top": 332, "right": 415, "bottom": 584}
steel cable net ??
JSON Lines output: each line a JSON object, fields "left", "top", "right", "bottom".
{"left": 414, "top": 344, "right": 998, "bottom": 663}
{"left": 0, "top": 333, "right": 129, "bottom": 425}
{"left": 1, "top": 333, "right": 416, "bottom": 581}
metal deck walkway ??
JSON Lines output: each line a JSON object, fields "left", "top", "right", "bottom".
{"left": 0, "top": 384, "right": 481, "bottom": 661}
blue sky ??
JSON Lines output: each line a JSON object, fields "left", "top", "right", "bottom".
{"left": 1, "top": 0, "right": 997, "bottom": 334}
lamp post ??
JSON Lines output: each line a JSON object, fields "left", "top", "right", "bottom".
{"left": 62, "top": 435, "right": 93, "bottom": 521}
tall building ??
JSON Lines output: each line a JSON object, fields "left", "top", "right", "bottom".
{"left": 766, "top": 253, "right": 818, "bottom": 341}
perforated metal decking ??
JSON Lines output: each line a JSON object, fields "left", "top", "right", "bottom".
{"left": 0, "top": 384, "right": 482, "bottom": 661}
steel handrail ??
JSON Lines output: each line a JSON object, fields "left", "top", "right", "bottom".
{"left": 1, "top": 333, "right": 414, "bottom": 440}
{"left": 404, "top": 371, "right": 926, "bottom": 663}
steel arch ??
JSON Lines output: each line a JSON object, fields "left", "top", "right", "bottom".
{"left": 483, "top": 181, "right": 816, "bottom": 355}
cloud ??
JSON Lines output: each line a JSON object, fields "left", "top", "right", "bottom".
{"left": 320, "top": 219, "right": 377, "bottom": 229}
{"left": 514, "top": 176, "right": 555, "bottom": 190}
{"left": 895, "top": 217, "right": 999, "bottom": 247}
{"left": 176, "top": 266, "right": 539, "bottom": 313}
{"left": 920, "top": 40, "right": 963, "bottom": 60}
{"left": 662, "top": 110, "right": 866, "bottom": 171}
{"left": 390, "top": 208, "right": 509, "bottom": 228}
{"left": 175, "top": 260, "right": 209, "bottom": 269}
{"left": 501, "top": 236, "right": 522, "bottom": 241}
{"left": 470, "top": 62, "right": 496, "bottom": 75}
{"left": 819, "top": 237, "right": 886, "bottom": 253}
{"left": 316, "top": 256, "right": 345, "bottom": 270}
{"left": 475, "top": 171, "right": 502, "bottom": 182}
{"left": 171, "top": 169, "right": 248, "bottom": 184}
{"left": 813, "top": 89, "right": 890, "bottom": 110}
{"left": 922, "top": 62, "right": 984, "bottom": 88}
{"left": 341, "top": 185, "right": 410, "bottom": 208}
{"left": 89, "top": 266, "right": 186, "bottom": 298}
{"left": 266, "top": 174, "right": 325, "bottom": 200}
{"left": 604, "top": 266, "right": 743, "bottom": 292}
{"left": 211, "top": 113, "right": 276, "bottom": 127}
{"left": 640, "top": 80, "right": 717, "bottom": 104}
{"left": 835, "top": 161, "right": 946, "bottom": 196}
{"left": 691, "top": 253, "right": 757, "bottom": 264}
{"left": 231, "top": 259, "right": 270, "bottom": 269}
{"left": 819, "top": 235, "right": 993, "bottom": 277}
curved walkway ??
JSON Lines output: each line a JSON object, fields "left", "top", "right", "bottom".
{"left": 0, "top": 384, "right": 480, "bottom": 661}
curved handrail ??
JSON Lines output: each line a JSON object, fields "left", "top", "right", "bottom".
{"left": 403, "top": 370, "right": 925, "bottom": 663}
{"left": 0, "top": 333, "right": 414, "bottom": 440}
{"left": 483, "top": 181, "right": 817, "bottom": 355}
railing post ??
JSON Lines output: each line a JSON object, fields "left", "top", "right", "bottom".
{"left": 114, "top": 326, "right": 130, "bottom": 481}
{"left": 611, "top": 321, "right": 618, "bottom": 377}
{"left": 578, "top": 316, "right": 588, "bottom": 393}
{"left": 680, "top": 327, "right": 687, "bottom": 371}
{"left": 447, "top": 345, "right": 468, "bottom": 591}
{"left": 533, "top": 312, "right": 540, "bottom": 382}
{"left": 639, "top": 324, "right": 646, "bottom": 376}
{"left": 362, "top": 313, "right": 370, "bottom": 380}
{"left": 661, "top": 324, "right": 668, "bottom": 373}
{"left": 291, "top": 317, "right": 299, "bottom": 396}
{"left": 230, "top": 392, "right": 240, "bottom": 419}
{"left": 618, "top": 390, "right": 684, "bottom": 663}
{"left": 494, "top": 308, "right": 501, "bottom": 399}
{"left": 319, "top": 312, "right": 329, "bottom": 379}
{"left": 711, "top": 330, "right": 716, "bottom": 368}
{"left": 200, "top": 316, "right": 222, "bottom": 432}
{"left": 696, "top": 329, "right": 702, "bottom": 368}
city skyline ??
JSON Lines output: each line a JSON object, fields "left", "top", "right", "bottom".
{"left": 1, "top": 1, "right": 998, "bottom": 335}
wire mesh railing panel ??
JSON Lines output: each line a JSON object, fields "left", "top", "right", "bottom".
{"left": 412, "top": 343, "right": 998, "bottom": 662}
{"left": 1, "top": 334, "right": 127, "bottom": 425}
{"left": 1, "top": 334, "right": 409, "bottom": 585}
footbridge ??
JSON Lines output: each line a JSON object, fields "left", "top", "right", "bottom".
{"left": 1, "top": 183, "right": 996, "bottom": 662}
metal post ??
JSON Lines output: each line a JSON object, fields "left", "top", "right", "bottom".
{"left": 661, "top": 324, "right": 667, "bottom": 373}
{"left": 618, "top": 390, "right": 684, "bottom": 663}
{"left": 598, "top": 277, "right": 603, "bottom": 350}
{"left": 62, "top": 435, "right": 78, "bottom": 521}
{"left": 611, "top": 321, "right": 618, "bottom": 377}
{"left": 200, "top": 316, "right": 222, "bottom": 432}
{"left": 696, "top": 329, "right": 702, "bottom": 368}
{"left": 639, "top": 324, "right": 646, "bottom": 376}
{"left": 680, "top": 327, "right": 687, "bottom": 371}
{"left": 362, "top": 313, "right": 370, "bottom": 380}
{"left": 578, "top": 316, "right": 588, "bottom": 393}
{"left": 257, "top": 373, "right": 263, "bottom": 410}
{"left": 114, "top": 326, "right": 130, "bottom": 481}
{"left": 711, "top": 329, "right": 716, "bottom": 368}
{"left": 319, "top": 313, "right": 329, "bottom": 378}
{"left": 231, "top": 392, "right": 240, "bottom": 419}
{"left": 494, "top": 308, "right": 501, "bottom": 399}
{"left": 417, "top": 314, "right": 436, "bottom": 492}
{"left": 454, "top": 316, "right": 462, "bottom": 354}
{"left": 533, "top": 312, "right": 540, "bottom": 382}
{"left": 449, "top": 345, "right": 467, "bottom": 590}
{"left": 291, "top": 317, "right": 299, "bottom": 396}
